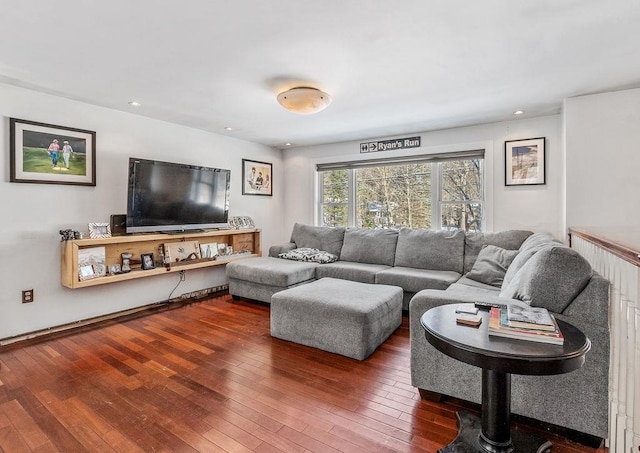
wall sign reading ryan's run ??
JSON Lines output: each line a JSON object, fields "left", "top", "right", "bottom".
{"left": 360, "top": 136, "right": 421, "bottom": 153}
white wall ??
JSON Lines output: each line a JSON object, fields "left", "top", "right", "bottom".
{"left": 565, "top": 88, "right": 640, "bottom": 230}
{"left": 282, "top": 115, "right": 562, "bottom": 243}
{"left": 0, "top": 83, "right": 283, "bottom": 339}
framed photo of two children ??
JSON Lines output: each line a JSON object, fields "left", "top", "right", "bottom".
{"left": 9, "top": 118, "right": 96, "bottom": 186}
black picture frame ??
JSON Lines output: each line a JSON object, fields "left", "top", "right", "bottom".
{"left": 505, "top": 137, "right": 545, "bottom": 186}
{"left": 141, "top": 253, "right": 155, "bottom": 270}
{"left": 242, "top": 158, "right": 272, "bottom": 196}
{"left": 9, "top": 117, "right": 96, "bottom": 186}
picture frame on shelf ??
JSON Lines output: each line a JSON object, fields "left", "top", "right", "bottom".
{"left": 9, "top": 118, "right": 96, "bottom": 186}
{"left": 505, "top": 137, "right": 545, "bottom": 186}
{"left": 141, "top": 253, "right": 155, "bottom": 270}
{"left": 108, "top": 264, "right": 122, "bottom": 275}
{"left": 200, "top": 242, "right": 218, "bottom": 259}
{"left": 78, "top": 246, "right": 106, "bottom": 281}
{"left": 88, "top": 222, "right": 112, "bottom": 239}
{"left": 242, "top": 159, "right": 272, "bottom": 196}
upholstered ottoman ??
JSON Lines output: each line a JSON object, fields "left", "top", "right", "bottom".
{"left": 270, "top": 277, "right": 403, "bottom": 360}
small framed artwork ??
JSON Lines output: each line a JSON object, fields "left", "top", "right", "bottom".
{"left": 200, "top": 242, "right": 218, "bottom": 259}
{"left": 88, "top": 222, "right": 112, "bottom": 239}
{"left": 9, "top": 118, "right": 96, "bottom": 186}
{"left": 505, "top": 137, "right": 546, "bottom": 186}
{"left": 141, "top": 253, "right": 155, "bottom": 270}
{"left": 108, "top": 264, "right": 122, "bottom": 275}
{"left": 242, "top": 159, "right": 272, "bottom": 196}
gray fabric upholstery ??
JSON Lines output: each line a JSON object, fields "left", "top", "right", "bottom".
{"left": 290, "top": 223, "right": 346, "bottom": 257}
{"left": 375, "top": 266, "right": 461, "bottom": 293}
{"left": 271, "top": 278, "right": 403, "bottom": 360}
{"left": 465, "top": 245, "right": 518, "bottom": 287}
{"left": 502, "top": 243, "right": 557, "bottom": 289}
{"left": 519, "top": 231, "right": 562, "bottom": 251}
{"left": 463, "top": 230, "right": 532, "bottom": 273}
{"left": 228, "top": 277, "right": 313, "bottom": 304}
{"left": 500, "top": 246, "right": 593, "bottom": 313}
{"left": 394, "top": 228, "right": 465, "bottom": 273}
{"left": 269, "top": 242, "right": 297, "bottom": 257}
{"left": 446, "top": 276, "right": 501, "bottom": 296}
{"left": 315, "top": 261, "right": 391, "bottom": 284}
{"left": 226, "top": 256, "right": 317, "bottom": 287}
{"left": 339, "top": 228, "right": 399, "bottom": 266}
{"left": 409, "top": 282, "right": 610, "bottom": 438}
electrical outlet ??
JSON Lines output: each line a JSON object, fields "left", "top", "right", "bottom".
{"left": 22, "top": 289, "right": 34, "bottom": 303}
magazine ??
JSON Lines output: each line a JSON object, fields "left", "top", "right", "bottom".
{"left": 488, "top": 308, "right": 564, "bottom": 345}
{"left": 507, "top": 305, "right": 554, "bottom": 330}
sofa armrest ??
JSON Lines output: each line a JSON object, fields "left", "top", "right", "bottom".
{"left": 268, "top": 242, "right": 297, "bottom": 257}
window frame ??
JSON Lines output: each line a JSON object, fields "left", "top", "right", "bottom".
{"left": 316, "top": 148, "right": 488, "bottom": 231}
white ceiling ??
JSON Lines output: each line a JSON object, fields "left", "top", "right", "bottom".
{"left": 2, "top": 1, "right": 640, "bottom": 149}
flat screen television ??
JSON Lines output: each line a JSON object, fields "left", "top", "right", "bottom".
{"left": 126, "top": 157, "right": 230, "bottom": 233}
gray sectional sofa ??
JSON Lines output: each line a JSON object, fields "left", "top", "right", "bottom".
{"left": 225, "top": 223, "right": 610, "bottom": 439}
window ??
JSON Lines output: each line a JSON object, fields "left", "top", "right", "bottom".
{"left": 318, "top": 152, "right": 483, "bottom": 231}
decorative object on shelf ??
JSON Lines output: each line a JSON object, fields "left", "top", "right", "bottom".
{"left": 108, "top": 264, "right": 122, "bottom": 275}
{"left": 141, "top": 253, "right": 155, "bottom": 270}
{"left": 121, "top": 252, "right": 132, "bottom": 273}
{"left": 9, "top": 117, "right": 96, "bottom": 186}
{"left": 242, "top": 159, "right": 272, "bottom": 196}
{"left": 164, "top": 241, "right": 201, "bottom": 263}
{"left": 200, "top": 242, "right": 218, "bottom": 258}
{"left": 59, "top": 229, "right": 83, "bottom": 241}
{"left": 78, "top": 247, "right": 106, "bottom": 281}
{"left": 277, "top": 87, "right": 332, "bottom": 114}
{"left": 505, "top": 137, "right": 545, "bottom": 186}
{"left": 217, "top": 243, "right": 228, "bottom": 255}
{"left": 88, "top": 222, "right": 112, "bottom": 239}
{"left": 228, "top": 216, "right": 255, "bottom": 229}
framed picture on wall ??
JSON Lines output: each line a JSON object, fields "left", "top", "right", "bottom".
{"left": 9, "top": 118, "right": 96, "bottom": 186}
{"left": 505, "top": 137, "right": 545, "bottom": 186}
{"left": 242, "top": 159, "right": 272, "bottom": 196}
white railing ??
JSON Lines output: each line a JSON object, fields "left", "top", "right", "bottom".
{"left": 571, "top": 233, "right": 640, "bottom": 453}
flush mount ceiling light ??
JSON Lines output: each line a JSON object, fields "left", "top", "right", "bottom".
{"left": 277, "top": 87, "right": 332, "bottom": 114}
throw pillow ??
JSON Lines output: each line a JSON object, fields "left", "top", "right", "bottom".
{"left": 465, "top": 245, "right": 519, "bottom": 287}
{"left": 278, "top": 247, "right": 339, "bottom": 264}
{"left": 500, "top": 246, "right": 593, "bottom": 313}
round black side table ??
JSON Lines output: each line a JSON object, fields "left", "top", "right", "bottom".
{"left": 421, "top": 304, "right": 590, "bottom": 453}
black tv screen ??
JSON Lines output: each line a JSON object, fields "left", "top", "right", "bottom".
{"left": 126, "top": 157, "right": 230, "bottom": 233}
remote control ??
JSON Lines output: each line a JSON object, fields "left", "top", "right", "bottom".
{"left": 474, "top": 301, "right": 508, "bottom": 311}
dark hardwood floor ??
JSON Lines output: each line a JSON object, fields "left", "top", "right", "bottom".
{"left": 0, "top": 294, "right": 605, "bottom": 452}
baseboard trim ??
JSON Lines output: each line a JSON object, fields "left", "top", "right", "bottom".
{"left": 0, "top": 286, "right": 228, "bottom": 348}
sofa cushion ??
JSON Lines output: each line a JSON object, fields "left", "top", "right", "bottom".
{"left": 463, "top": 230, "right": 532, "bottom": 273}
{"left": 278, "top": 247, "right": 338, "bottom": 264}
{"left": 315, "top": 261, "right": 392, "bottom": 284}
{"left": 447, "top": 276, "right": 502, "bottom": 296}
{"left": 465, "top": 245, "right": 518, "bottom": 287}
{"left": 375, "top": 266, "right": 460, "bottom": 293}
{"left": 339, "top": 228, "right": 399, "bottom": 266}
{"left": 394, "top": 228, "right": 465, "bottom": 273}
{"left": 500, "top": 246, "right": 593, "bottom": 313}
{"left": 226, "top": 256, "right": 317, "bottom": 287}
{"left": 290, "top": 223, "right": 345, "bottom": 257}
{"left": 518, "top": 232, "right": 562, "bottom": 252}
{"left": 502, "top": 240, "right": 563, "bottom": 289}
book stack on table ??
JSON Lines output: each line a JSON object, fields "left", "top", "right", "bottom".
{"left": 488, "top": 305, "right": 564, "bottom": 345}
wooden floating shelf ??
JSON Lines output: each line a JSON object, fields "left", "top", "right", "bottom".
{"left": 61, "top": 229, "right": 261, "bottom": 289}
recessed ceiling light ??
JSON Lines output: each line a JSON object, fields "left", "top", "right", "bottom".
{"left": 285, "top": 143, "right": 292, "bottom": 146}
{"left": 224, "top": 126, "right": 234, "bottom": 131}
{"left": 128, "top": 101, "right": 141, "bottom": 107}
{"left": 513, "top": 110, "right": 525, "bottom": 115}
